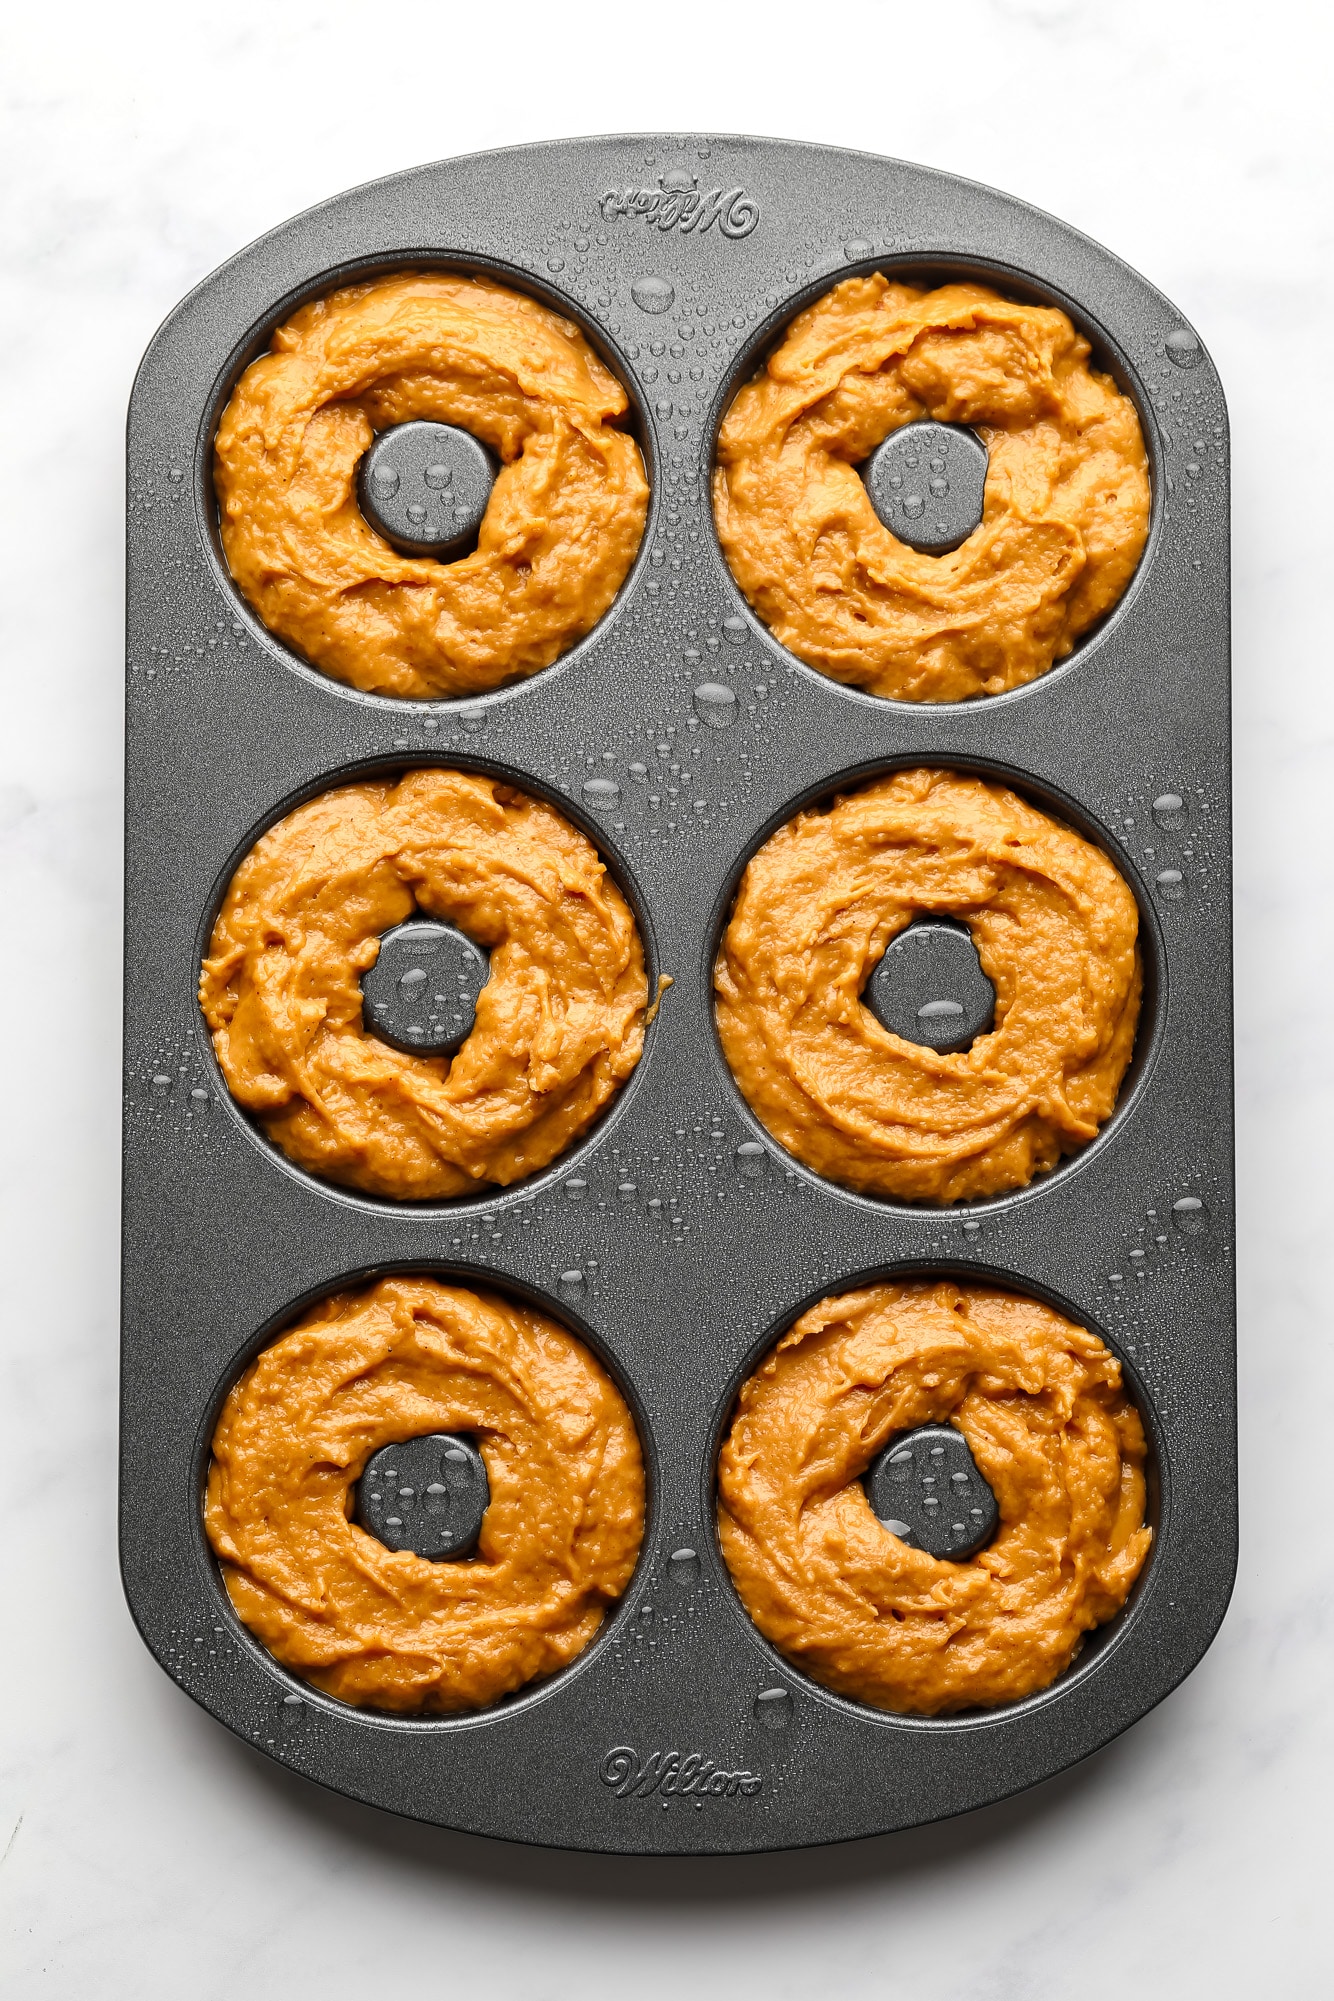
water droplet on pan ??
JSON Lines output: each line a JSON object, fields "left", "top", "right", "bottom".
{"left": 754, "top": 1687, "right": 792, "bottom": 1730}
{"left": 1166, "top": 328, "right": 1203, "bottom": 368}
{"left": 582, "top": 776, "right": 620, "bottom": 803}
{"left": 693, "top": 681, "right": 737, "bottom": 727}
{"left": 632, "top": 276, "right": 675, "bottom": 314}
{"left": 1172, "top": 1195, "right": 1210, "bottom": 1236}
{"left": 669, "top": 1547, "right": 700, "bottom": 1584}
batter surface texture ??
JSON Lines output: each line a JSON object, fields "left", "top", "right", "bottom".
{"left": 718, "top": 1278, "right": 1151, "bottom": 1714}
{"left": 715, "top": 767, "right": 1141, "bottom": 1204}
{"left": 714, "top": 275, "right": 1149, "bottom": 702}
{"left": 201, "top": 769, "right": 648, "bottom": 1200}
{"left": 214, "top": 272, "right": 648, "bottom": 699}
{"left": 207, "top": 1276, "right": 644, "bottom": 1713}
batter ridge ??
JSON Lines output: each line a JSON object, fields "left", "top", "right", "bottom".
{"left": 207, "top": 1276, "right": 645, "bottom": 1713}
{"left": 718, "top": 1278, "right": 1151, "bottom": 1714}
{"left": 214, "top": 271, "right": 649, "bottom": 699}
{"left": 715, "top": 767, "right": 1142, "bottom": 1205}
{"left": 714, "top": 274, "right": 1150, "bottom": 702}
{"left": 200, "top": 768, "right": 648, "bottom": 1201}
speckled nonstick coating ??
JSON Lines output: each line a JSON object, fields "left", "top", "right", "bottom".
{"left": 122, "top": 133, "right": 1233, "bottom": 1853}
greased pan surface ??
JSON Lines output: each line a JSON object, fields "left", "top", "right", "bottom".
{"left": 122, "top": 134, "right": 1233, "bottom": 1853}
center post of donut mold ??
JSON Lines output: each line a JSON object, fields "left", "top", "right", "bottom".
{"left": 859, "top": 420, "right": 989, "bottom": 555}
{"left": 355, "top": 1433, "right": 490, "bottom": 1560}
{"left": 863, "top": 918, "right": 997, "bottom": 1056}
{"left": 357, "top": 420, "right": 498, "bottom": 560}
{"left": 360, "top": 918, "right": 491, "bottom": 1057}
{"left": 864, "top": 1425, "right": 999, "bottom": 1560}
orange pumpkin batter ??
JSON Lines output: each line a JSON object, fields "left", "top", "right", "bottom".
{"left": 207, "top": 1276, "right": 644, "bottom": 1713}
{"left": 200, "top": 769, "right": 648, "bottom": 1200}
{"left": 215, "top": 271, "right": 648, "bottom": 699}
{"left": 715, "top": 768, "right": 1141, "bottom": 1203}
{"left": 718, "top": 1278, "right": 1151, "bottom": 1713}
{"left": 714, "top": 275, "right": 1149, "bottom": 702}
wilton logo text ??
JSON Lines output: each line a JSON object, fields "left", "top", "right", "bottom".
{"left": 599, "top": 170, "right": 760, "bottom": 240}
{"left": 600, "top": 1745, "right": 763, "bottom": 1800}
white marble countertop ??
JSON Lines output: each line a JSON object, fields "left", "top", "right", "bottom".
{"left": 2, "top": 1, "right": 1329, "bottom": 1991}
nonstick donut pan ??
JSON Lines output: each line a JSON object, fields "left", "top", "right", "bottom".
{"left": 123, "top": 134, "right": 1234, "bottom": 1853}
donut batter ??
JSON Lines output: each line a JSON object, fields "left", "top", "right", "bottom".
{"left": 201, "top": 769, "right": 648, "bottom": 1200}
{"left": 715, "top": 768, "right": 1141, "bottom": 1204}
{"left": 714, "top": 275, "right": 1149, "bottom": 702}
{"left": 207, "top": 1276, "right": 644, "bottom": 1713}
{"left": 718, "top": 1278, "right": 1151, "bottom": 1713}
{"left": 215, "top": 272, "right": 648, "bottom": 699}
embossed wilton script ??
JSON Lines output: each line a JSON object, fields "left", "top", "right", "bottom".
{"left": 599, "top": 171, "right": 759, "bottom": 239}
{"left": 600, "top": 1746, "right": 763, "bottom": 1799}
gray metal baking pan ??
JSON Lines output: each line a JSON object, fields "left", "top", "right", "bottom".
{"left": 122, "top": 133, "right": 1234, "bottom": 1854}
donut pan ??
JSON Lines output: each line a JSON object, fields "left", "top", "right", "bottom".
{"left": 122, "top": 134, "right": 1234, "bottom": 1854}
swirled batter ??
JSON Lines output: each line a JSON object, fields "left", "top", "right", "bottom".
{"left": 200, "top": 769, "right": 648, "bottom": 1200}
{"left": 718, "top": 1278, "right": 1151, "bottom": 1713}
{"left": 207, "top": 1277, "right": 644, "bottom": 1713}
{"left": 714, "top": 276, "right": 1149, "bottom": 702}
{"left": 215, "top": 272, "right": 648, "bottom": 699}
{"left": 715, "top": 768, "right": 1141, "bottom": 1204}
